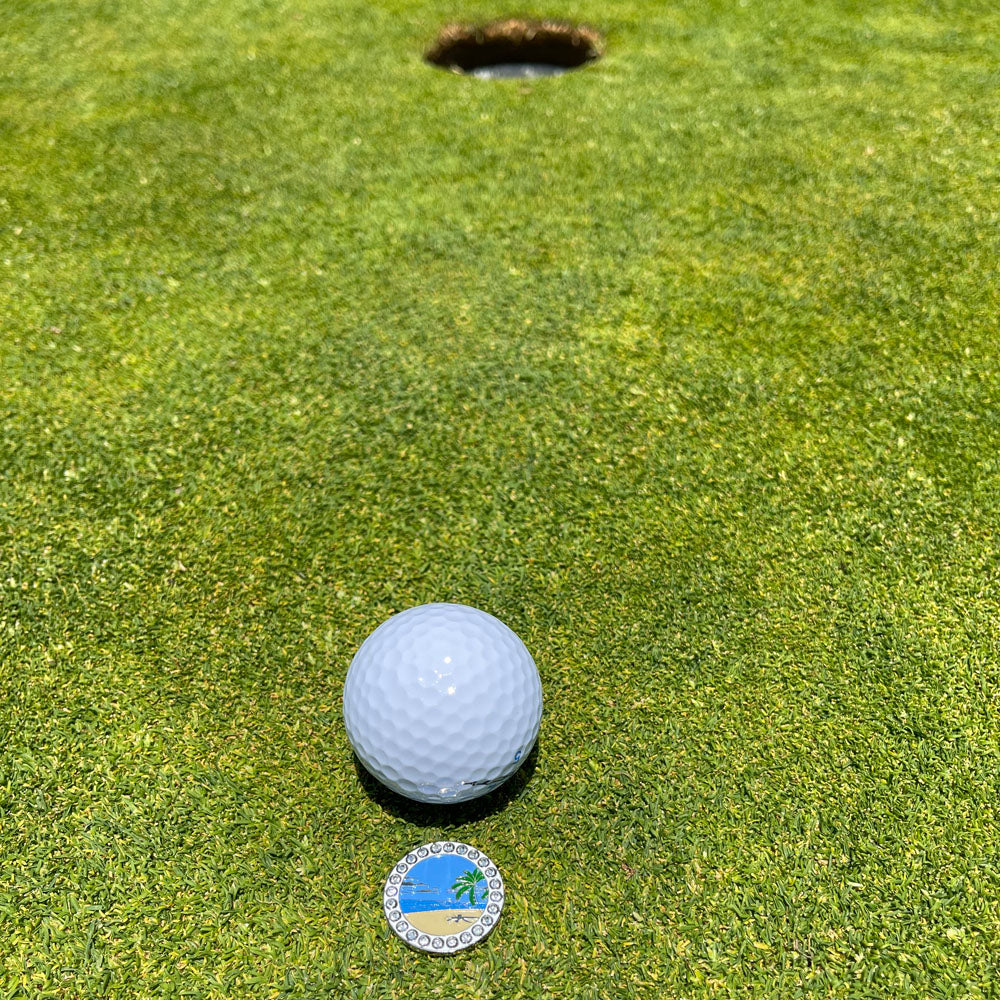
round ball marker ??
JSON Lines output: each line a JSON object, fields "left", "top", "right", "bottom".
{"left": 383, "top": 842, "right": 505, "bottom": 954}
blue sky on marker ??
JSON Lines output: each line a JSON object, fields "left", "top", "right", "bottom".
{"left": 399, "top": 855, "right": 486, "bottom": 912}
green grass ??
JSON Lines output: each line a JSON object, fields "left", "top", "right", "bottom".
{"left": 2, "top": 0, "right": 1000, "bottom": 996}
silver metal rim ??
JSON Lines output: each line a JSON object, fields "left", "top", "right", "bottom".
{"left": 383, "top": 841, "right": 505, "bottom": 954}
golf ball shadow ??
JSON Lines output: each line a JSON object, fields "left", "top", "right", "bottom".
{"left": 352, "top": 739, "right": 541, "bottom": 823}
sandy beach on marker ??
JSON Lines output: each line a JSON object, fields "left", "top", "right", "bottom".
{"left": 405, "top": 909, "right": 483, "bottom": 935}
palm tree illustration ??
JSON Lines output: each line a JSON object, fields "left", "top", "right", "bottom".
{"left": 451, "top": 867, "right": 486, "bottom": 906}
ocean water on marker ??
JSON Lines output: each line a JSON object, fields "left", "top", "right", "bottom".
{"left": 400, "top": 856, "right": 487, "bottom": 913}
{"left": 470, "top": 63, "right": 569, "bottom": 79}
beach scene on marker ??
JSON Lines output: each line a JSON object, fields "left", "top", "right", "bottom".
{"left": 400, "top": 855, "right": 487, "bottom": 935}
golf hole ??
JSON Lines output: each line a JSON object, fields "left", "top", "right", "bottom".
{"left": 426, "top": 19, "right": 603, "bottom": 79}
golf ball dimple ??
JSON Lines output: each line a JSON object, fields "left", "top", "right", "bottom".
{"left": 342, "top": 603, "right": 542, "bottom": 804}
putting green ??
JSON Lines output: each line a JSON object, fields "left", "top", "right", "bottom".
{"left": 2, "top": 1, "right": 999, "bottom": 997}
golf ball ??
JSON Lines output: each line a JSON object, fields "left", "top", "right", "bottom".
{"left": 343, "top": 603, "right": 542, "bottom": 804}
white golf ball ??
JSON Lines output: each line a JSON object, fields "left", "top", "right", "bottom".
{"left": 343, "top": 603, "right": 542, "bottom": 804}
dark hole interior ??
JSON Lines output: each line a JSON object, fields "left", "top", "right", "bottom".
{"left": 426, "top": 21, "right": 602, "bottom": 73}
